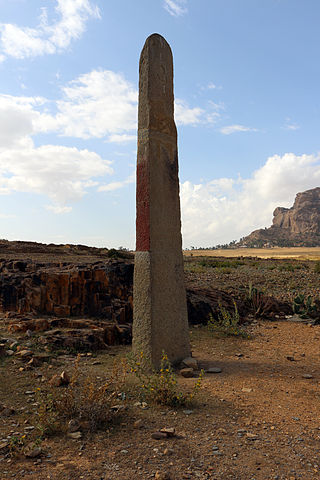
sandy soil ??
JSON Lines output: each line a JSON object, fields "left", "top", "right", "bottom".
{"left": 1, "top": 319, "right": 320, "bottom": 480}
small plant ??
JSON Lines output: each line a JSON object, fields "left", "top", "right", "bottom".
{"left": 8, "top": 434, "right": 27, "bottom": 456}
{"left": 198, "top": 259, "right": 244, "bottom": 269}
{"left": 314, "top": 261, "right": 320, "bottom": 273}
{"left": 36, "top": 390, "right": 60, "bottom": 437}
{"left": 216, "top": 266, "right": 232, "bottom": 275}
{"left": 207, "top": 301, "right": 248, "bottom": 337}
{"left": 247, "top": 283, "right": 274, "bottom": 318}
{"left": 107, "top": 248, "right": 121, "bottom": 258}
{"left": 278, "top": 263, "right": 295, "bottom": 272}
{"left": 128, "top": 351, "right": 204, "bottom": 407}
{"left": 293, "top": 293, "right": 317, "bottom": 319}
{"left": 107, "top": 248, "right": 132, "bottom": 259}
{"left": 36, "top": 355, "right": 127, "bottom": 436}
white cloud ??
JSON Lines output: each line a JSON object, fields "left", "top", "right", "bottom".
{"left": 164, "top": 0, "right": 188, "bottom": 17}
{"left": 56, "top": 70, "right": 138, "bottom": 139}
{"left": 98, "top": 172, "right": 135, "bottom": 193}
{"left": 56, "top": 72, "right": 215, "bottom": 138}
{"left": 283, "top": 118, "right": 300, "bottom": 131}
{"left": 220, "top": 124, "right": 258, "bottom": 135}
{"left": 46, "top": 205, "right": 72, "bottom": 214}
{"left": 181, "top": 153, "right": 320, "bottom": 247}
{"left": 0, "top": 144, "right": 113, "bottom": 210}
{"left": 175, "top": 99, "right": 204, "bottom": 126}
{"left": 0, "top": 69, "right": 221, "bottom": 214}
{"left": 0, "top": 94, "right": 56, "bottom": 150}
{"left": 175, "top": 99, "right": 221, "bottom": 126}
{"left": 203, "top": 83, "right": 222, "bottom": 91}
{"left": 0, "top": 71, "right": 215, "bottom": 147}
{"left": 108, "top": 134, "right": 136, "bottom": 143}
{"left": 0, "top": 0, "right": 100, "bottom": 60}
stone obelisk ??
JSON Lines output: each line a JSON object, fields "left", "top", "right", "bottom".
{"left": 133, "top": 33, "right": 191, "bottom": 368}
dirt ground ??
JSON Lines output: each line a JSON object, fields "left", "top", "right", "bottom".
{"left": 184, "top": 247, "right": 320, "bottom": 260}
{"left": 1, "top": 318, "right": 320, "bottom": 480}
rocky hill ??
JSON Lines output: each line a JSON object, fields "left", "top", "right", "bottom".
{"left": 239, "top": 187, "right": 320, "bottom": 247}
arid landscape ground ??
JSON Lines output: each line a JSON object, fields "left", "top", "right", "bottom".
{"left": 1, "top": 246, "right": 320, "bottom": 479}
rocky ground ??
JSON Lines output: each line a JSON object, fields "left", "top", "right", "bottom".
{"left": 1, "top": 245, "right": 320, "bottom": 479}
{"left": 184, "top": 255, "right": 320, "bottom": 304}
{"left": 1, "top": 319, "right": 320, "bottom": 480}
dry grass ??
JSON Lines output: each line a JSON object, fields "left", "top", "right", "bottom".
{"left": 184, "top": 247, "right": 320, "bottom": 260}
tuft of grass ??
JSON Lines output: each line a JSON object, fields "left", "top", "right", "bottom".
{"left": 198, "top": 259, "right": 245, "bottom": 269}
{"left": 36, "top": 355, "right": 128, "bottom": 436}
{"left": 207, "top": 301, "right": 249, "bottom": 338}
{"left": 247, "top": 283, "right": 275, "bottom": 318}
{"left": 314, "top": 261, "right": 320, "bottom": 273}
{"left": 128, "top": 351, "right": 204, "bottom": 407}
{"left": 184, "top": 262, "right": 207, "bottom": 273}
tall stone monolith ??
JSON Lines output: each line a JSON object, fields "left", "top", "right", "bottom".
{"left": 132, "top": 33, "right": 191, "bottom": 368}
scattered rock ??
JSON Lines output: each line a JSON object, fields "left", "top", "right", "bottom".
{"left": 0, "top": 441, "right": 9, "bottom": 452}
{"left": 67, "top": 431, "right": 82, "bottom": 439}
{"left": 49, "top": 374, "right": 63, "bottom": 387}
{"left": 286, "top": 356, "right": 295, "bottom": 361}
{"left": 160, "top": 427, "right": 175, "bottom": 437}
{"left": 182, "top": 357, "right": 198, "bottom": 370}
{"left": 183, "top": 410, "right": 193, "bottom": 415}
{"left": 206, "top": 367, "right": 222, "bottom": 374}
{"left": 302, "top": 374, "right": 313, "bottom": 379}
{"left": 60, "top": 371, "right": 70, "bottom": 385}
{"left": 0, "top": 405, "right": 15, "bottom": 416}
{"left": 134, "top": 401, "right": 148, "bottom": 409}
{"left": 151, "top": 432, "right": 168, "bottom": 440}
{"left": 163, "top": 448, "right": 174, "bottom": 456}
{"left": 242, "top": 387, "right": 253, "bottom": 393}
{"left": 68, "top": 419, "right": 81, "bottom": 433}
{"left": 155, "top": 472, "right": 171, "bottom": 480}
{"left": 26, "top": 358, "right": 41, "bottom": 368}
{"left": 49, "top": 371, "right": 70, "bottom": 387}
{"left": 180, "top": 368, "right": 194, "bottom": 378}
{"left": 24, "top": 443, "right": 42, "bottom": 458}
{"left": 133, "top": 419, "right": 144, "bottom": 429}
{"left": 16, "top": 349, "right": 33, "bottom": 359}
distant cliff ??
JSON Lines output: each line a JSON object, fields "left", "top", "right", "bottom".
{"left": 239, "top": 187, "right": 320, "bottom": 247}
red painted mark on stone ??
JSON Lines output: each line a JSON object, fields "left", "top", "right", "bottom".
{"left": 136, "top": 158, "right": 150, "bottom": 251}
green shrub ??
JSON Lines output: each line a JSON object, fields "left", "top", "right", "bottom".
{"left": 207, "top": 301, "right": 248, "bottom": 338}
{"left": 36, "top": 355, "right": 127, "bottom": 436}
{"left": 198, "top": 259, "right": 244, "bottom": 269}
{"left": 314, "top": 261, "right": 320, "bottom": 273}
{"left": 128, "top": 351, "right": 204, "bottom": 407}
{"left": 293, "top": 293, "right": 317, "bottom": 319}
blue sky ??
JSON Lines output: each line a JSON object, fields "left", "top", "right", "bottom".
{"left": 0, "top": 0, "right": 319, "bottom": 248}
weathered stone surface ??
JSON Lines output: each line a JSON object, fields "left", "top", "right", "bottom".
{"left": 0, "top": 259, "right": 133, "bottom": 321}
{"left": 206, "top": 367, "right": 222, "bottom": 374}
{"left": 133, "top": 34, "right": 190, "bottom": 368}
{"left": 182, "top": 357, "right": 198, "bottom": 370}
{"left": 180, "top": 368, "right": 194, "bottom": 378}
{"left": 240, "top": 187, "right": 320, "bottom": 247}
